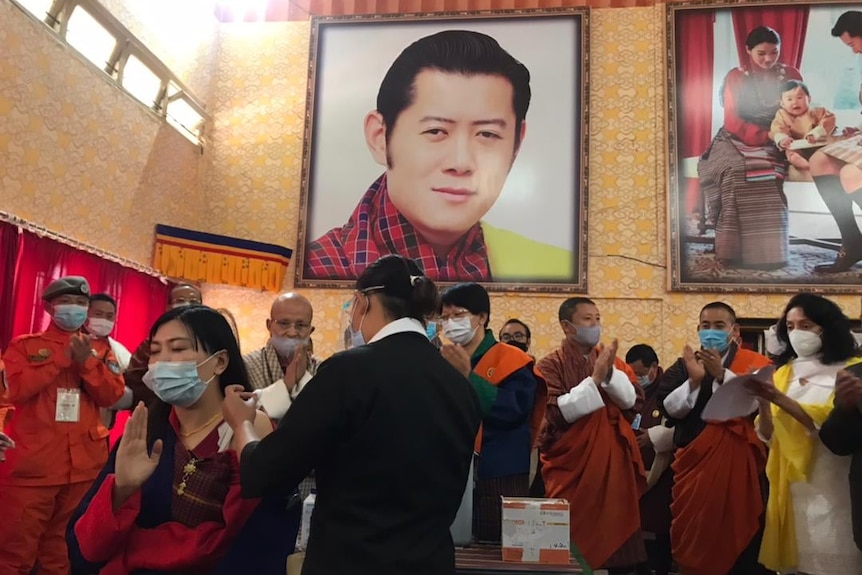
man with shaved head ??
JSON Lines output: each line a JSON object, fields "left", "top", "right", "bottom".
{"left": 243, "top": 292, "right": 319, "bottom": 421}
{"left": 243, "top": 292, "right": 320, "bottom": 504}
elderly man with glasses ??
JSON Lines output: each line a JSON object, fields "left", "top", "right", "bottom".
{"left": 243, "top": 292, "right": 319, "bottom": 421}
{"left": 243, "top": 292, "right": 320, "bottom": 506}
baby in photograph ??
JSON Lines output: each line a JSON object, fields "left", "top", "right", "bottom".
{"left": 770, "top": 79, "right": 836, "bottom": 170}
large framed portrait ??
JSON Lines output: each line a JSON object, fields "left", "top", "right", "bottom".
{"left": 294, "top": 9, "right": 589, "bottom": 292}
{"left": 667, "top": 0, "right": 862, "bottom": 292}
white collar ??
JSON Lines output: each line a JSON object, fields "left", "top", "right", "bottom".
{"left": 368, "top": 317, "right": 426, "bottom": 344}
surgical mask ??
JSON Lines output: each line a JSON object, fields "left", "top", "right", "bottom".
{"left": 425, "top": 322, "right": 438, "bottom": 341}
{"left": 636, "top": 374, "right": 653, "bottom": 387}
{"left": 87, "top": 317, "right": 115, "bottom": 338}
{"left": 789, "top": 329, "right": 822, "bottom": 358}
{"left": 764, "top": 326, "right": 786, "bottom": 356}
{"left": 270, "top": 336, "right": 307, "bottom": 359}
{"left": 142, "top": 354, "right": 219, "bottom": 407}
{"left": 506, "top": 340, "right": 529, "bottom": 353}
{"left": 53, "top": 304, "right": 88, "bottom": 331}
{"left": 564, "top": 321, "right": 601, "bottom": 348}
{"left": 699, "top": 329, "right": 730, "bottom": 353}
{"left": 443, "top": 316, "right": 478, "bottom": 345}
{"left": 342, "top": 293, "right": 372, "bottom": 350}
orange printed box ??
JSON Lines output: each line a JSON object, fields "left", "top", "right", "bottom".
{"left": 501, "top": 497, "right": 570, "bottom": 565}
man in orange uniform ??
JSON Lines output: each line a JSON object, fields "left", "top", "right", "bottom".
{"left": 538, "top": 297, "right": 647, "bottom": 573}
{"left": 0, "top": 276, "right": 125, "bottom": 575}
{"left": 657, "top": 302, "right": 772, "bottom": 575}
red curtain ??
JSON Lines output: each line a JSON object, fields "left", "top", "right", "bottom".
{"left": 732, "top": 7, "right": 810, "bottom": 70}
{"left": 677, "top": 10, "right": 715, "bottom": 216}
{"left": 0, "top": 221, "right": 172, "bottom": 352}
{"left": 0, "top": 224, "right": 20, "bottom": 348}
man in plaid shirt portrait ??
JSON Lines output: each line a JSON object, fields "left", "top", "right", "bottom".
{"left": 303, "top": 29, "right": 572, "bottom": 284}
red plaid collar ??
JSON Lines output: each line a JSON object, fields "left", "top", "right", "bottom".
{"left": 304, "top": 174, "right": 491, "bottom": 281}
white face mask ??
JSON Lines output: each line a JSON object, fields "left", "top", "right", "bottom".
{"left": 636, "top": 374, "right": 652, "bottom": 387}
{"left": 443, "top": 316, "right": 478, "bottom": 346}
{"left": 87, "top": 317, "right": 115, "bottom": 338}
{"left": 788, "top": 329, "right": 822, "bottom": 358}
{"left": 270, "top": 336, "right": 308, "bottom": 359}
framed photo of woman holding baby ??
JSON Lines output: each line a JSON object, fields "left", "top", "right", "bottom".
{"left": 667, "top": 1, "right": 862, "bottom": 292}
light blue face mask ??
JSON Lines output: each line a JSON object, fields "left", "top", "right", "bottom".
{"left": 53, "top": 304, "right": 88, "bottom": 332}
{"left": 699, "top": 329, "right": 730, "bottom": 353}
{"left": 142, "top": 353, "right": 219, "bottom": 407}
{"left": 426, "top": 321, "right": 438, "bottom": 340}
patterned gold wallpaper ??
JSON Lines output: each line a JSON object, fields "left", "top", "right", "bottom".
{"left": 4, "top": 0, "right": 859, "bottom": 366}
{"left": 0, "top": 0, "right": 208, "bottom": 265}
{"left": 202, "top": 7, "right": 861, "bottom": 366}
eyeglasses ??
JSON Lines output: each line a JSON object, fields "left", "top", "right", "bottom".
{"left": 171, "top": 298, "right": 202, "bottom": 305}
{"left": 439, "top": 308, "right": 472, "bottom": 322}
{"left": 271, "top": 320, "right": 311, "bottom": 332}
{"left": 500, "top": 332, "right": 528, "bottom": 342}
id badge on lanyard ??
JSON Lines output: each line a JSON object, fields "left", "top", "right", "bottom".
{"left": 56, "top": 388, "right": 81, "bottom": 422}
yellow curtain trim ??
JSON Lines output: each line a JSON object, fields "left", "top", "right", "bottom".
{"left": 154, "top": 243, "right": 285, "bottom": 292}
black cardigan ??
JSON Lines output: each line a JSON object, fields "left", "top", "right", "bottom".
{"left": 240, "top": 331, "right": 482, "bottom": 575}
{"left": 820, "top": 405, "right": 862, "bottom": 551}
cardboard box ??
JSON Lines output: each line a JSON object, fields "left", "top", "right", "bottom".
{"left": 501, "top": 497, "right": 570, "bottom": 565}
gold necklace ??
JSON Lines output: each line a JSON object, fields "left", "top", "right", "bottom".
{"left": 178, "top": 411, "right": 222, "bottom": 438}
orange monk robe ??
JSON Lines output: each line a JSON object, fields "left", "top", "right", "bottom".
{"left": 538, "top": 341, "right": 646, "bottom": 569}
{"left": 659, "top": 348, "right": 770, "bottom": 575}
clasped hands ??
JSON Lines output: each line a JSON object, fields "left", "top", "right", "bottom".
{"left": 682, "top": 345, "right": 725, "bottom": 390}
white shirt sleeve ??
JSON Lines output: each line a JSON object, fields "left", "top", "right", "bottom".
{"left": 663, "top": 368, "right": 736, "bottom": 418}
{"left": 663, "top": 380, "right": 700, "bottom": 418}
{"left": 647, "top": 425, "right": 675, "bottom": 453}
{"left": 255, "top": 371, "right": 314, "bottom": 420}
{"left": 557, "top": 378, "right": 605, "bottom": 423}
{"left": 110, "top": 386, "right": 134, "bottom": 411}
{"left": 600, "top": 368, "right": 636, "bottom": 410}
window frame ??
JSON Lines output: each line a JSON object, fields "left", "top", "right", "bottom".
{"left": 8, "top": 0, "right": 210, "bottom": 147}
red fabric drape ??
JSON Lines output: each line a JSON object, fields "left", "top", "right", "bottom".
{"left": 732, "top": 7, "right": 810, "bottom": 70}
{"left": 676, "top": 10, "right": 715, "bottom": 216}
{"left": 0, "top": 224, "right": 20, "bottom": 348}
{"left": 0, "top": 222, "right": 172, "bottom": 352}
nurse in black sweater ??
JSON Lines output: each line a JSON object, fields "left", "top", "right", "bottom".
{"left": 223, "top": 254, "right": 482, "bottom": 575}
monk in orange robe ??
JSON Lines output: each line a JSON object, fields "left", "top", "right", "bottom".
{"left": 657, "top": 302, "right": 773, "bottom": 575}
{"left": 538, "top": 297, "right": 647, "bottom": 571}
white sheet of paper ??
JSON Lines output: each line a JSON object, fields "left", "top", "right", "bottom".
{"left": 789, "top": 139, "right": 825, "bottom": 150}
{"left": 701, "top": 369, "right": 772, "bottom": 422}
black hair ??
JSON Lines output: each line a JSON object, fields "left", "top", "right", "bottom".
{"left": 833, "top": 11, "right": 862, "bottom": 38}
{"left": 745, "top": 26, "right": 781, "bottom": 50}
{"left": 558, "top": 297, "right": 595, "bottom": 323}
{"left": 500, "top": 318, "right": 531, "bottom": 340}
{"left": 774, "top": 293, "right": 858, "bottom": 366}
{"left": 356, "top": 255, "right": 439, "bottom": 324}
{"left": 146, "top": 305, "right": 251, "bottom": 444}
{"left": 441, "top": 283, "right": 491, "bottom": 328}
{"left": 700, "top": 302, "right": 737, "bottom": 324}
{"left": 625, "top": 344, "right": 659, "bottom": 367}
{"left": 781, "top": 79, "right": 809, "bottom": 98}
{"left": 90, "top": 293, "right": 117, "bottom": 309}
{"left": 216, "top": 308, "right": 241, "bottom": 354}
{"left": 376, "top": 30, "right": 531, "bottom": 150}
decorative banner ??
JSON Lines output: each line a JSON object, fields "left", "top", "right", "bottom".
{"left": 154, "top": 224, "right": 293, "bottom": 292}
